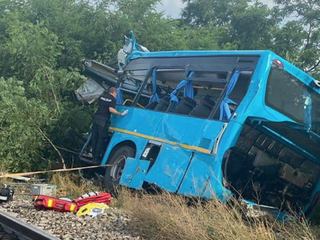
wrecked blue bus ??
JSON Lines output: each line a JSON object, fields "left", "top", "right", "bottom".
{"left": 78, "top": 35, "right": 320, "bottom": 218}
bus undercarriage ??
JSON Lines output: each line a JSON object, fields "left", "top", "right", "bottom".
{"left": 223, "top": 122, "right": 320, "bottom": 213}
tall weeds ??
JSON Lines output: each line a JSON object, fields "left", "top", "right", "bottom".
{"left": 116, "top": 188, "right": 315, "bottom": 240}
{"left": 50, "top": 173, "right": 99, "bottom": 198}
{"left": 47, "top": 173, "right": 317, "bottom": 240}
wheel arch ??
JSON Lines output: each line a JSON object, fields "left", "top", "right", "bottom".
{"left": 106, "top": 140, "right": 137, "bottom": 164}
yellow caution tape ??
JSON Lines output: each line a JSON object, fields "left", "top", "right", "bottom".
{"left": 0, "top": 164, "right": 114, "bottom": 178}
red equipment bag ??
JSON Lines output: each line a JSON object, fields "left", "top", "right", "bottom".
{"left": 33, "top": 191, "right": 111, "bottom": 212}
{"left": 73, "top": 191, "right": 111, "bottom": 207}
{"left": 33, "top": 195, "right": 78, "bottom": 212}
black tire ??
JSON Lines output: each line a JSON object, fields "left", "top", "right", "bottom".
{"left": 104, "top": 145, "right": 135, "bottom": 191}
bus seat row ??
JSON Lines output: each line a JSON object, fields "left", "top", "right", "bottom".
{"left": 145, "top": 100, "right": 159, "bottom": 110}
{"left": 174, "top": 96, "right": 197, "bottom": 114}
{"left": 146, "top": 95, "right": 216, "bottom": 119}
{"left": 190, "top": 95, "right": 216, "bottom": 118}
{"left": 155, "top": 96, "right": 171, "bottom": 111}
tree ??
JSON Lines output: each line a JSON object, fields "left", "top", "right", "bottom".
{"left": 271, "top": 20, "right": 305, "bottom": 67}
{"left": 0, "top": 11, "right": 87, "bottom": 172}
{"left": 274, "top": 0, "right": 320, "bottom": 76}
{"left": 181, "top": 0, "right": 248, "bottom": 26}
{"left": 228, "top": 2, "right": 276, "bottom": 49}
{"left": 181, "top": 0, "right": 277, "bottom": 50}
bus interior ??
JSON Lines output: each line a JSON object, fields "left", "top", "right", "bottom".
{"left": 118, "top": 55, "right": 258, "bottom": 121}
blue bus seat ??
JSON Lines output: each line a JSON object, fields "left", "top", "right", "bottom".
{"left": 145, "top": 101, "right": 158, "bottom": 110}
{"left": 154, "top": 96, "right": 171, "bottom": 112}
{"left": 190, "top": 95, "right": 216, "bottom": 118}
{"left": 172, "top": 96, "right": 197, "bottom": 115}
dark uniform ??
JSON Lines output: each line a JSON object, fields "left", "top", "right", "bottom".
{"left": 91, "top": 92, "right": 116, "bottom": 162}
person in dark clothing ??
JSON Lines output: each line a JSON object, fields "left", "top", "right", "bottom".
{"left": 91, "top": 87, "right": 128, "bottom": 162}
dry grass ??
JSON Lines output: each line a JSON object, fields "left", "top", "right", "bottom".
{"left": 49, "top": 173, "right": 101, "bottom": 199}
{"left": 45, "top": 173, "right": 317, "bottom": 239}
{"left": 116, "top": 188, "right": 316, "bottom": 240}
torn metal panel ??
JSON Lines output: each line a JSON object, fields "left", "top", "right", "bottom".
{"left": 83, "top": 60, "right": 119, "bottom": 86}
{"left": 75, "top": 78, "right": 105, "bottom": 104}
{"left": 222, "top": 122, "right": 320, "bottom": 213}
{"left": 247, "top": 118, "right": 320, "bottom": 160}
{"left": 144, "top": 144, "right": 193, "bottom": 192}
{"left": 177, "top": 152, "right": 216, "bottom": 197}
{"left": 177, "top": 151, "right": 231, "bottom": 200}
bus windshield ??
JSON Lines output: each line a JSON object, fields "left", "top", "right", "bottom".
{"left": 266, "top": 65, "right": 320, "bottom": 134}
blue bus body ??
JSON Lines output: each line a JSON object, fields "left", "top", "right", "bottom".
{"left": 80, "top": 45, "right": 320, "bottom": 218}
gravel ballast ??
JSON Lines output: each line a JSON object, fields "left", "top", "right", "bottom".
{"left": 0, "top": 183, "right": 143, "bottom": 240}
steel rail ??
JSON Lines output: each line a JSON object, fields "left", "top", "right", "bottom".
{"left": 0, "top": 210, "right": 59, "bottom": 240}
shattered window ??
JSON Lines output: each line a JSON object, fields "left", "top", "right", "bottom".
{"left": 120, "top": 69, "right": 149, "bottom": 106}
{"left": 122, "top": 70, "right": 148, "bottom": 90}
{"left": 311, "top": 88, "right": 320, "bottom": 135}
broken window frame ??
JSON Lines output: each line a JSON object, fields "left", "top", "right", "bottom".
{"left": 117, "top": 59, "right": 256, "bottom": 121}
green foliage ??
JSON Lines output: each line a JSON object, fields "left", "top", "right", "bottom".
{"left": 228, "top": 2, "right": 276, "bottom": 49}
{"left": 272, "top": 21, "right": 305, "bottom": 66}
{"left": 0, "top": 77, "right": 49, "bottom": 171}
{"left": 274, "top": 0, "right": 320, "bottom": 74}
{"left": 0, "top": 8, "right": 87, "bottom": 172}
{"left": 181, "top": 0, "right": 278, "bottom": 50}
{"left": 0, "top": 16, "right": 60, "bottom": 80}
{"left": 181, "top": 0, "right": 248, "bottom": 26}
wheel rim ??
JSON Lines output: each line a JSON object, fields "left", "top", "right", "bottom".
{"left": 109, "top": 155, "right": 126, "bottom": 182}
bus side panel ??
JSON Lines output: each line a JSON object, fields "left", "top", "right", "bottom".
{"left": 120, "top": 158, "right": 150, "bottom": 189}
{"left": 178, "top": 152, "right": 230, "bottom": 199}
{"left": 144, "top": 143, "right": 193, "bottom": 192}
{"left": 110, "top": 106, "right": 224, "bottom": 149}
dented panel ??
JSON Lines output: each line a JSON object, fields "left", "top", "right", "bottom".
{"left": 110, "top": 107, "right": 224, "bottom": 152}
{"left": 178, "top": 152, "right": 223, "bottom": 198}
{"left": 120, "top": 158, "right": 150, "bottom": 189}
{"left": 144, "top": 144, "right": 192, "bottom": 192}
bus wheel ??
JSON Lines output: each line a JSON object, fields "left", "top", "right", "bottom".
{"left": 104, "top": 145, "right": 135, "bottom": 191}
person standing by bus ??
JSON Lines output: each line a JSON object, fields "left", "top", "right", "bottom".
{"left": 91, "top": 87, "right": 128, "bottom": 162}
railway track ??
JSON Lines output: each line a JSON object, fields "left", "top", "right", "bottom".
{"left": 0, "top": 210, "right": 59, "bottom": 240}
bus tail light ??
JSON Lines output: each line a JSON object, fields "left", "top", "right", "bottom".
{"left": 272, "top": 59, "right": 284, "bottom": 68}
